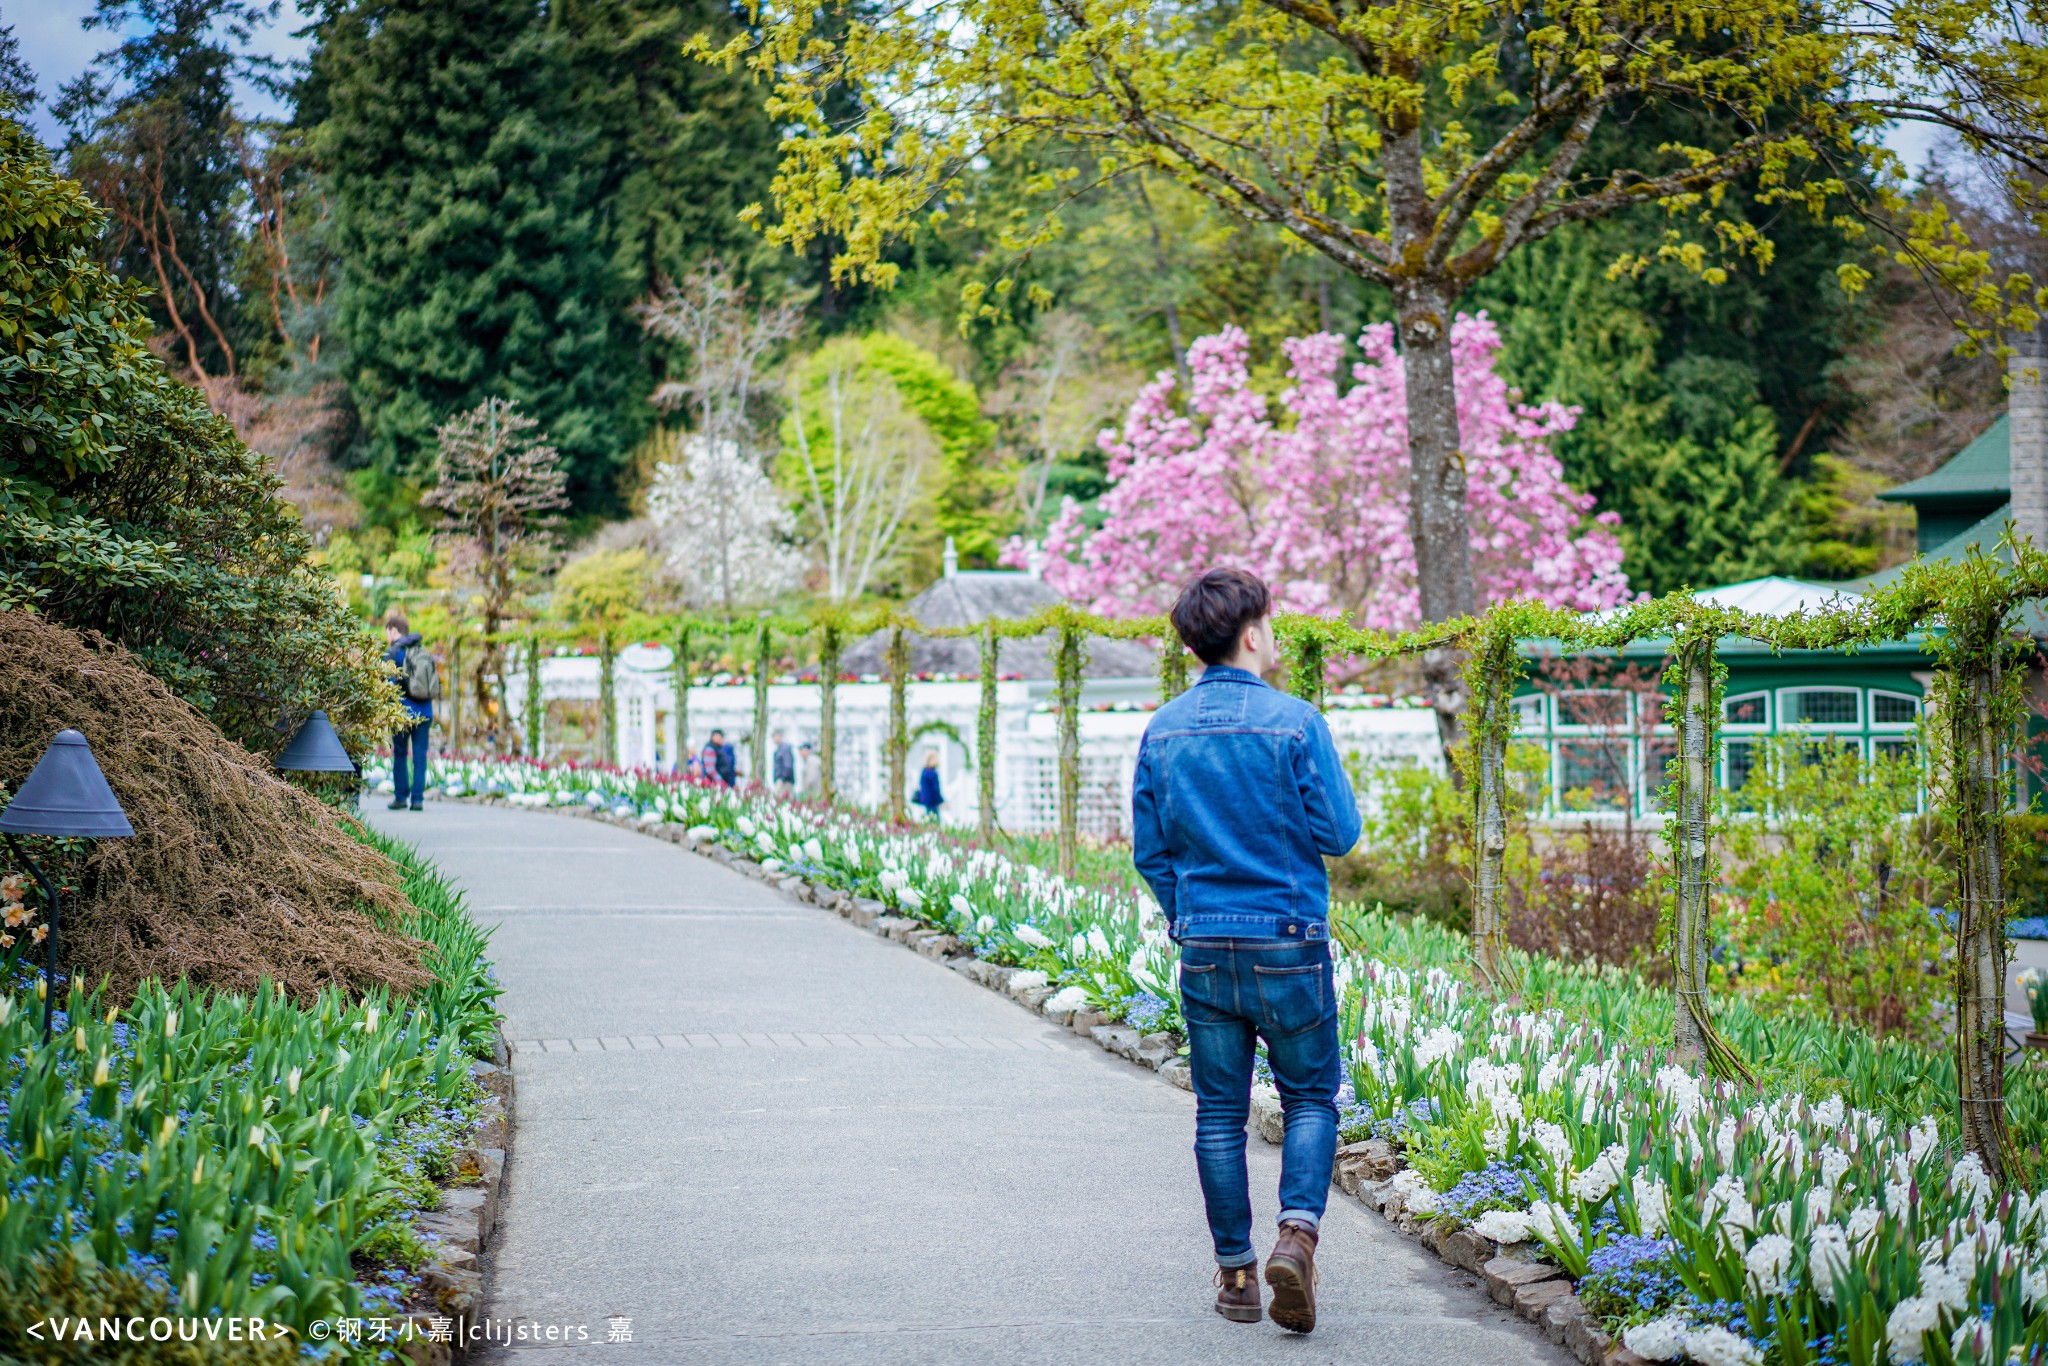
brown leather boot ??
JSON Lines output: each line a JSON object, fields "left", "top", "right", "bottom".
{"left": 1265, "top": 1220, "right": 1319, "bottom": 1333}
{"left": 1213, "top": 1262, "right": 1262, "bottom": 1322}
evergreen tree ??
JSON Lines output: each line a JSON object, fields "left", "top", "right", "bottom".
{"left": 1470, "top": 229, "right": 1805, "bottom": 595}
{"left": 54, "top": 0, "right": 280, "bottom": 386}
{"left": 311, "top": 0, "right": 643, "bottom": 513}
{"left": 562, "top": 0, "right": 780, "bottom": 296}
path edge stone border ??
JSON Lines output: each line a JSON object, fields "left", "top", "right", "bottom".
{"left": 396, "top": 1023, "right": 515, "bottom": 1364}
{"left": 459, "top": 798, "right": 1639, "bottom": 1366}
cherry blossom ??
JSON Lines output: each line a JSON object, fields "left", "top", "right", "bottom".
{"left": 1009, "top": 314, "right": 1632, "bottom": 626}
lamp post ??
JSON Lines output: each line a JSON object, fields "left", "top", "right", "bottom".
{"left": 0, "top": 730, "right": 134, "bottom": 1041}
{"left": 276, "top": 709, "right": 360, "bottom": 806}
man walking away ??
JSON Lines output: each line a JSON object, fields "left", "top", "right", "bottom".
{"left": 383, "top": 614, "right": 437, "bottom": 811}
{"left": 772, "top": 730, "right": 797, "bottom": 799}
{"left": 1130, "top": 568, "right": 1361, "bottom": 1333}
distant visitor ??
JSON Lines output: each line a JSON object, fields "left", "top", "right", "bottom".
{"left": 383, "top": 614, "right": 437, "bottom": 812}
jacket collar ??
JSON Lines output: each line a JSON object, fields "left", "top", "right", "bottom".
{"left": 1196, "top": 664, "right": 1268, "bottom": 688}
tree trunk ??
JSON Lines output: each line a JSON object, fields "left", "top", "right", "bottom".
{"left": 818, "top": 623, "right": 842, "bottom": 805}
{"left": 1158, "top": 633, "right": 1189, "bottom": 703}
{"left": 1671, "top": 641, "right": 1715, "bottom": 1065}
{"left": 1287, "top": 632, "right": 1327, "bottom": 710}
{"left": 1055, "top": 621, "right": 1084, "bottom": 880}
{"left": 597, "top": 630, "right": 616, "bottom": 767}
{"left": 1665, "top": 634, "right": 1750, "bottom": 1080}
{"left": 1952, "top": 652, "right": 2014, "bottom": 1179}
{"left": 752, "top": 620, "right": 772, "bottom": 791}
{"left": 887, "top": 626, "right": 909, "bottom": 824}
{"left": 978, "top": 624, "right": 1000, "bottom": 842}
{"left": 523, "top": 632, "right": 544, "bottom": 760}
{"left": 1469, "top": 631, "right": 1514, "bottom": 993}
{"left": 448, "top": 634, "right": 464, "bottom": 754}
{"left": 474, "top": 623, "right": 501, "bottom": 755}
{"left": 1390, "top": 275, "right": 1476, "bottom": 764}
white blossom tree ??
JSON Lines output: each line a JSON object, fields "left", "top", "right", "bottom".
{"left": 646, "top": 434, "right": 806, "bottom": 610}
{"left": 636, "top": 262, "right": 805, "bottom": 612}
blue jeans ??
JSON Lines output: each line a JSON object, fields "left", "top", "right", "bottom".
{"left": 1178, "top": 936, "right": 1339, "bottom": 1267}
{"left": 392, "top": 719, "right": 431, "bottom": 805}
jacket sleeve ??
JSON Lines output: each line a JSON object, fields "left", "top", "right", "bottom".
{"left": 1295, "top": 709, "right": 1362, "bottom": 858}
{"left": 1129, "top": 732, "right": 1178, "bottom": 922}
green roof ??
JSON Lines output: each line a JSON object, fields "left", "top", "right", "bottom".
{"left": 1876, "top": 416, "right": 2009, "bottom": 507}
{"left": 1860, "top": 504, "right": 2014, "bottom": 588}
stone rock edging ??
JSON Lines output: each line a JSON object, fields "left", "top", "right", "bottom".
{"left": 395, "top": 1026, "right": 515, "bottom": 1365}
{"left": 468, "top": 798, "right": 1640, "bottom": 1365}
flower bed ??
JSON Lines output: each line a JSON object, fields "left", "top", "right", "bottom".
{"left": 0, "top": 827, "right": 501, "bottom": 1354}
{"left": 403, "top": 753, "right": 2048, "bottom": 1365}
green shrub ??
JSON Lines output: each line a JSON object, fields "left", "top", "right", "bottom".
{"left": 0, "top": 111, "right": 399, "bottom": 753}
{"left": 1717, "top": 737, "right": 1946, "bottom": 1043}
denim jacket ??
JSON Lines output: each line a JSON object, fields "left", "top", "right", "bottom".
{"left": 1131, "top": 665, "right": 1362, "bottom": 941}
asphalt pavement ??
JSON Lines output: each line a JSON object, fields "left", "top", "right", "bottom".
{"left": 364, "top": 800, "right": 1568, "bottom": 1366}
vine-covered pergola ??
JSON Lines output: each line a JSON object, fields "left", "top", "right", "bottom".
{"left": 443, "top": 541, "right": 2048, "bottom": 1180}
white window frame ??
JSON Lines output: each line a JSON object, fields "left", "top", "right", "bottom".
{"left": 1777, "top": 686, "right": 1861, "bottom": 730}
{"left": 1722, "top": 690, "right": 1771, "bottom": 731}
{"left": 1550, "top": 688, "right": 1633, "bottom": 734}
{"left": 1869, "top": 690, "right": 1922, "bottom": 730}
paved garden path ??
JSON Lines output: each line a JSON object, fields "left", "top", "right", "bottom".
{"left": 366, "top": 801, "right": 1569, "bottom": 1366}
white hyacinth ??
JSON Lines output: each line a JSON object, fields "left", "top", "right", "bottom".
{"left": 1569, "top": 1144, "right": 1627, "bottom": 1204}
{"left": 1918, "top": 1259, "right": 1971, "bottom": 1312}
{"left": 1388, "top": 1170, "right": 1440, "bottom": 1216}
{"left": 1620, "top": 1316, "right": 1688, "bottom": 1361}
{"left": 1632, "top": 1171, "right": 1670, "bottom": 1236}
{"left": 1531, "top": 1120, "right": 1573, "bottom": 1173}
{"left": 1013, "top": 924, "right": 1054, "bottom": 951}
{"left": 1807, "top": 1223, "right": 1852, "bottom": 1303}
{"left": 1007, "top": 970, "right": 1049, "bottom": 991}
{"left": 1743, "top": 1233, "right": 1794, "bottom": 1297}
{"left": 1949, "top": 1152, "right": 1993, "bottom": 1216}
{"left": 1043, "top": 985, "right": 1091, "bottom": 1014}
{"left": 1886, "top": 1295, "right": 1940, "bottom": 1365}
{"left": 1470, "top": 1209, "right": 1531, "bottom": 1244}
{"left": 1682, "top": 1324, "right": 1763, "bottom": 1366}
{"left": 1948, "top": 1314, "right": 1992, "bottom": 1362}
{"left": 1412, "top": 1025, "right": 1463, "bottom": 1069}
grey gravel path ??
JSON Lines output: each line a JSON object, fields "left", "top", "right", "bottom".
{"left": 365, "top": 800, "right": 1568, "bottom": 1366}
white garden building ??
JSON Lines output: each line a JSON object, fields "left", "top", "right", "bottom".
{"left": 505, "top": 564, "right": 1443, "bottom": 837}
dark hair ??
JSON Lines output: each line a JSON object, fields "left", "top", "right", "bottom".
{"left": 1170, "top": 568, "right": 1271, "bottom": 665}
{"left": 383, "top": 613, "right": 409, "bottom": 635}
{"left": 709, "top": 729, "right": 724, "bottom": 740}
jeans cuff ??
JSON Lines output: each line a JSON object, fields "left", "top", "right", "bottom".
{"left": 1217, "top": 1250, "right": 1258, "bottom": 1269}
{"left": 1277, "top": 1209, "right": 1321, "bottom": 1232}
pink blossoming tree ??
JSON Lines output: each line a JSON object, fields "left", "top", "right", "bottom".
{"left": 1012, "top": 313, "right": 1631, "bottom": 630}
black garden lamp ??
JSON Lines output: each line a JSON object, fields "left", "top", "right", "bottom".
{"left": 0, "top": 730, "right": 134, "bottom": 1041}
{"left": 275, "top": 710, "right": 355, "bottom": 772}
{"left": 275, "top": 709, "right": 360, "bottom": 807}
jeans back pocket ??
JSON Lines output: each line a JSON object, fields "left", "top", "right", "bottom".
{"left": 1250, "top": 962, "right": 1327, "bottom": 1037}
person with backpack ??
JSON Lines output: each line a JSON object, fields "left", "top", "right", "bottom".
{"left": 383, "top": 614, "right": 437, "bottom": 811}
